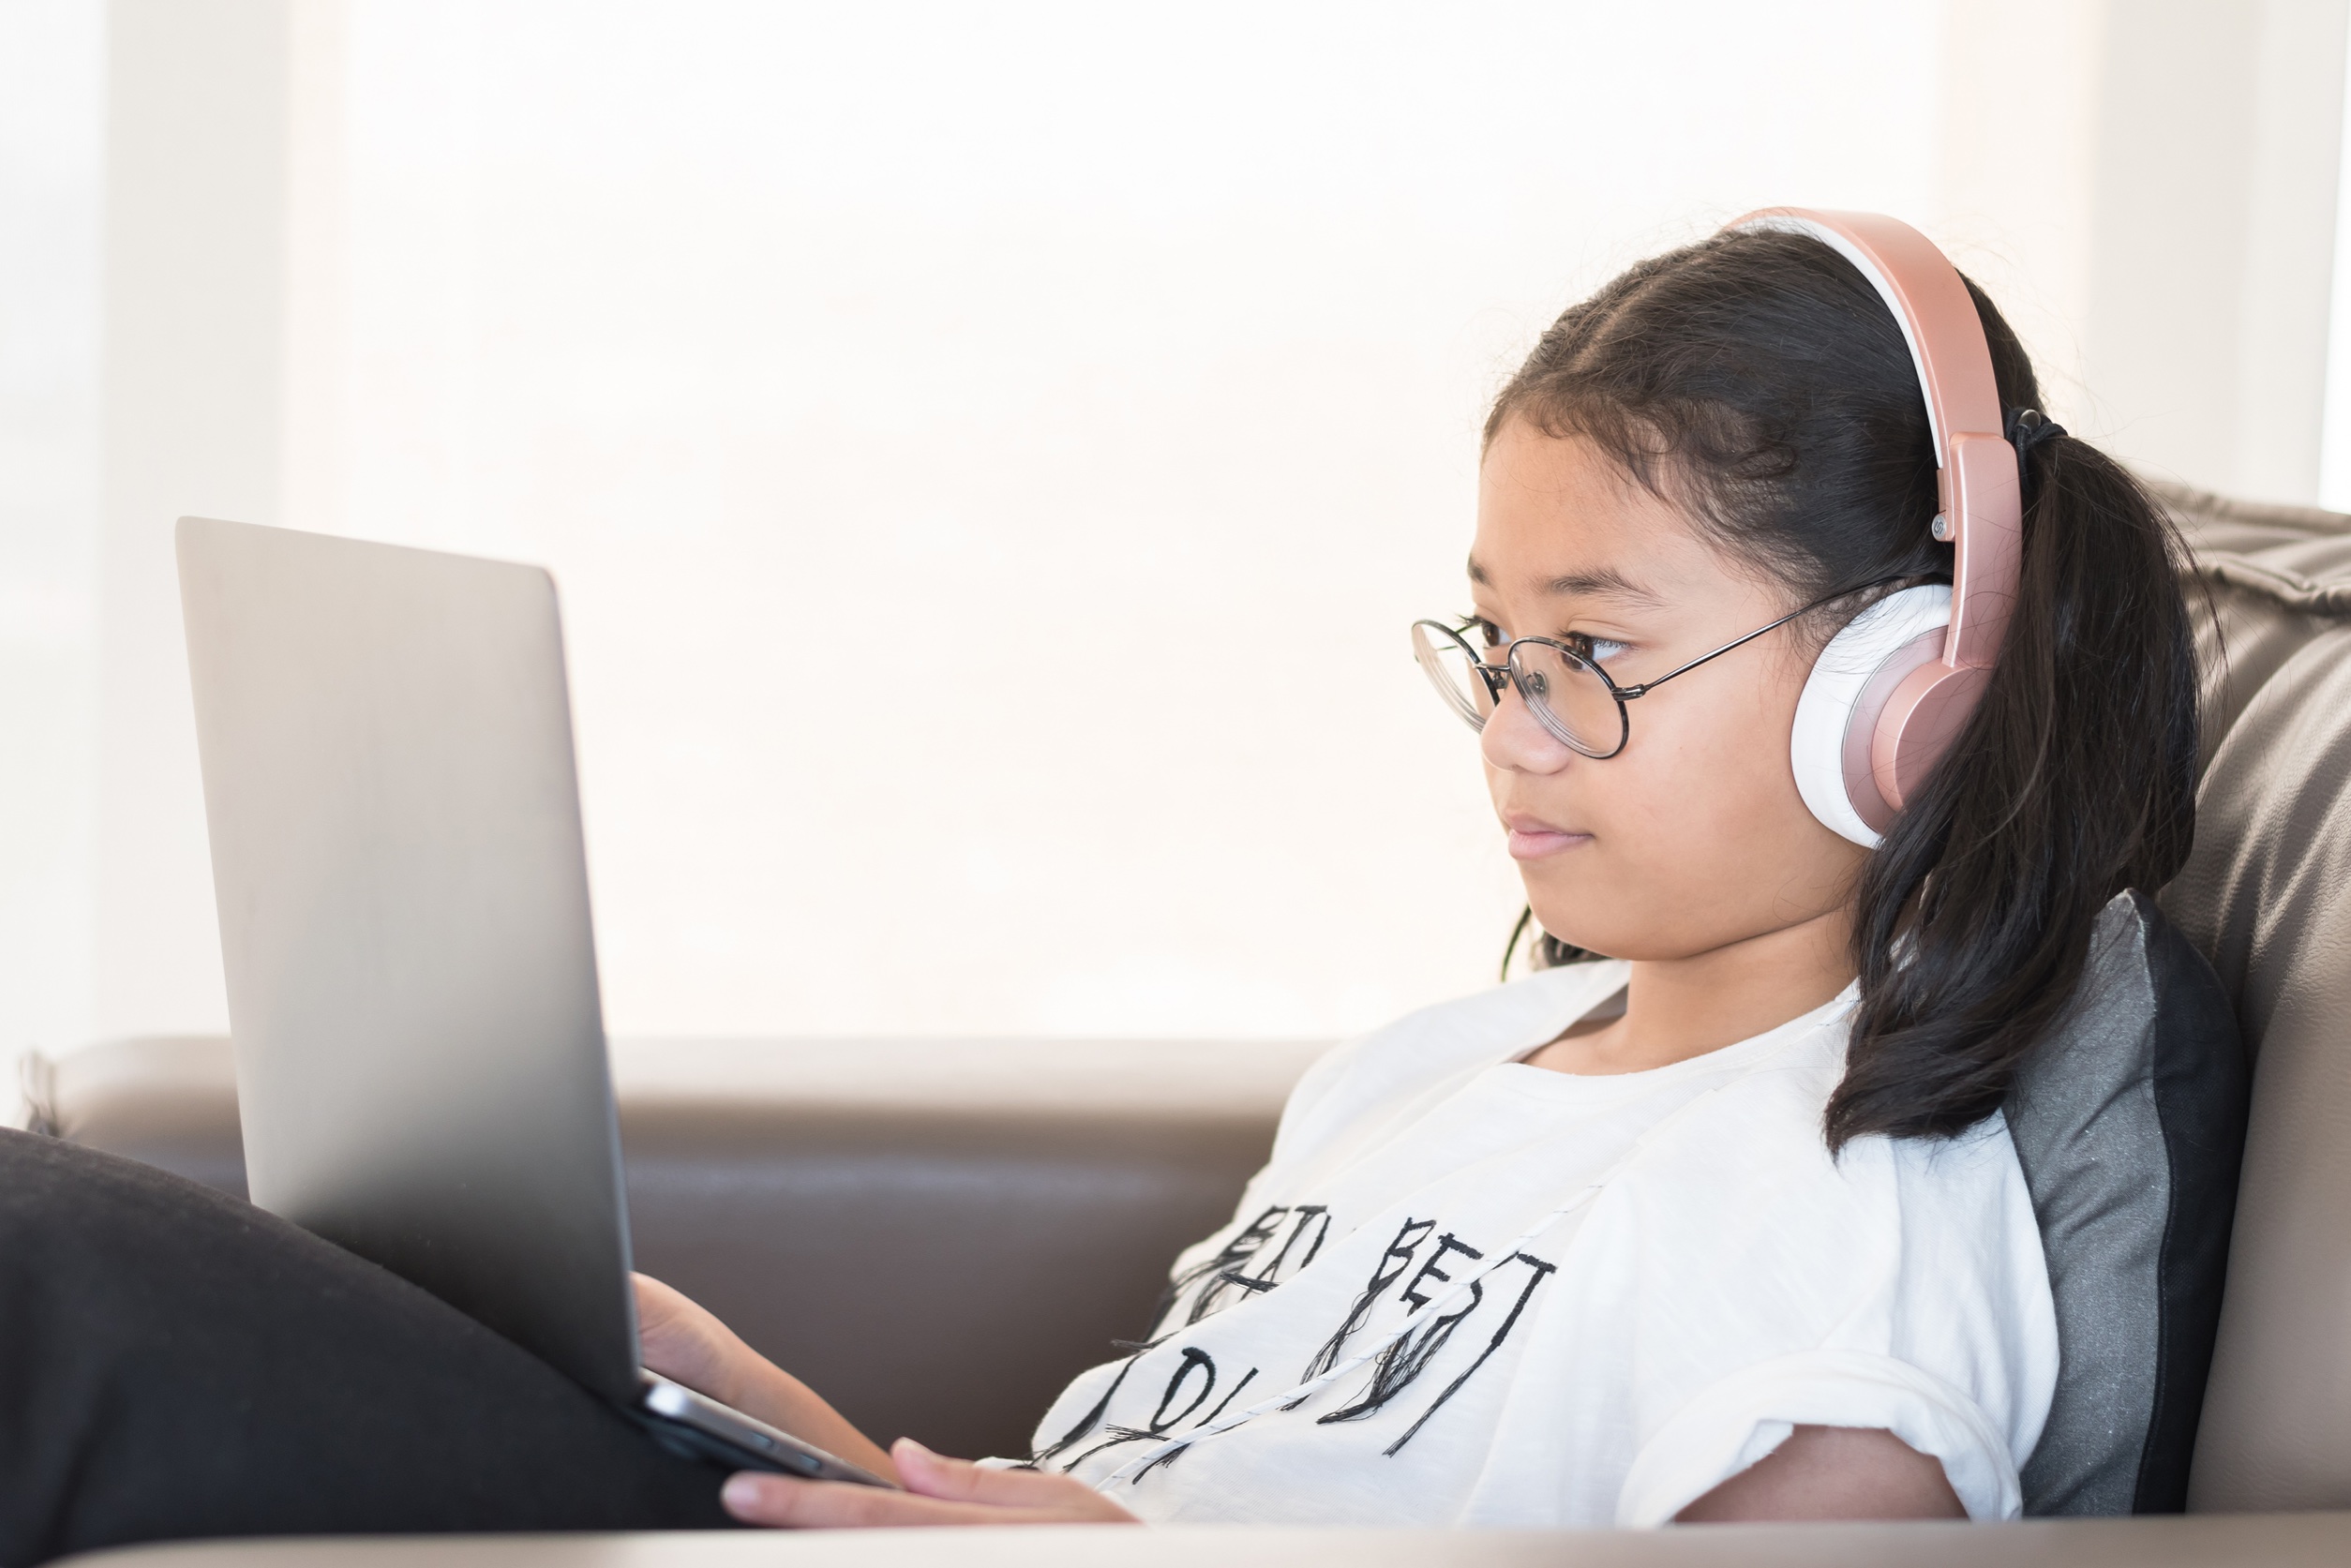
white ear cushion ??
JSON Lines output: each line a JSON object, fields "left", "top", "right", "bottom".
{"left": 1790, "top": 584, "right": 1953, "bottom": 848}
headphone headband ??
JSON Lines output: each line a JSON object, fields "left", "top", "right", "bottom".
{"left": 1726, "top": 208, "right": 2025, "bottom": 814}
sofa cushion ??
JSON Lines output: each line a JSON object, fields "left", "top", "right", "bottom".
{"left": 2006, "top": 891, "right": 2246, "bottom": 1516}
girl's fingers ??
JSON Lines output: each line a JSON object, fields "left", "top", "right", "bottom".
{"left": 721, "top": 1452, "right": 1142, "bottom": 1530}
{"left": 891, "top": 1440, "right": 1140, "bottom": 1520}
{"left": 629, "top": 1274, "right": 736, "bottom": 1397}
{"left": 891, "top": 1440, "right": 1088, "bottom": 1507}
{"left": 721, "top": 1472, "right": 1011, "bottom": 1529}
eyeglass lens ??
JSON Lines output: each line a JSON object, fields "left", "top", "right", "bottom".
{"left": 1410, "top": 621, "right": 1627, "bottom": 759}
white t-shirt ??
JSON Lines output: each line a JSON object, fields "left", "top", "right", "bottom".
{"left": 1012, "top": 961, "right": 2058, "bottom": 1527}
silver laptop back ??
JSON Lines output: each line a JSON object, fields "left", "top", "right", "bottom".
{"left": 177, "top": 515, "right": 639, "bottom": 1405}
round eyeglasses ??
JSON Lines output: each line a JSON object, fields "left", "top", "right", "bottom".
{"left": 1411, "top": 581, "right": 1903, "bottom": 759}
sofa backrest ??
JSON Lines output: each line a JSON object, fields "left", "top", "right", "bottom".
{"left": 2151, "top": 483, "right": 2351, "bottom": 1512}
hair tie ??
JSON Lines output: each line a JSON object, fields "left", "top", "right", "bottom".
{"left": 2004, "top": 407, "right": 2067, "bottom": 472}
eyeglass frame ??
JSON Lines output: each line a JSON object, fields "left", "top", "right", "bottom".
{"left": 1412, "top": 575, "right": 1919, "bottom": 760}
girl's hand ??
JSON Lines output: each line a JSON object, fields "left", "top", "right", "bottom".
{"left": 631, "top": 1273, "right": 900, "bottom": 1484}
{"left": 633, "top": 1273, "right": 758, "bottom": 1409}
{"left": 722, "top": 1439, "right": 1141, "bottom": 1528}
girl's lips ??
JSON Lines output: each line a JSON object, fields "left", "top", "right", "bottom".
{"left": 1504, "top": 821, "right": 1592, "bottom": 859}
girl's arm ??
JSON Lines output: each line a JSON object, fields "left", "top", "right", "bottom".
{"left": 1673, "top": 1425, "right": 1965, "bottom": 1522}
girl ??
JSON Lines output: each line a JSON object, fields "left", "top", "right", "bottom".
{"left": 0, "top": 210, "right": 2202, "bottom": 1555}
{"left": 634, "top": 210, "right": 2202, "bottom": 1530}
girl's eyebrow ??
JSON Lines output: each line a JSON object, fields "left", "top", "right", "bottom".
{"left": 1465, "top": 555, "right": 1661, "bottom": 606}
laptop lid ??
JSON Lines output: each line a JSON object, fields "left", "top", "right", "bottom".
{"left": 177, "top": 515, "right": 641, "bottom": 1405}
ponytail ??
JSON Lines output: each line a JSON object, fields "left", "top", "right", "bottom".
{"left": 1827, "top": 427, "right": 2200, "bottom": 1145}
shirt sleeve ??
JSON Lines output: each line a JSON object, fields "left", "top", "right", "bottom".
{"left": 1613, "top": 1349, "right": 2022, "bottom": 1525}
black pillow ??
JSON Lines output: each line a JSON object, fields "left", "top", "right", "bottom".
{"left": 2005, "top": 889, "right": 2248, "bottom": 1515}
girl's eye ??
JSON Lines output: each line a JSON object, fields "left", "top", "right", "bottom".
{"left": 1563, "top": 633, "right": 1630, "bottom": 665}
{"left": 1460, "top": 616, "right": 1507, "bottom": 651}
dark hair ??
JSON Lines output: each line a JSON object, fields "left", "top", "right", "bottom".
{"left": 1490, "top": 226, "right": 2201, "bottom": 1150}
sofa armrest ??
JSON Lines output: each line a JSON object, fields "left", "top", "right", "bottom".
{"left": 53, "top": 1512, "right": 2351, "bottom": 1567}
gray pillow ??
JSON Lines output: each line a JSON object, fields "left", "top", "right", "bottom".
{"left": 2006, "top": 889, "right": 2248, "bottom": 1515}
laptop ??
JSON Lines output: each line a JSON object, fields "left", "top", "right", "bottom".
{"left": 175, "top": 515, "right": 888, "bottom": 1487}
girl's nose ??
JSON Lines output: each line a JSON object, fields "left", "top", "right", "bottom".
{"left": 1480, "top": 674, "right": 1577, "bottom": 774}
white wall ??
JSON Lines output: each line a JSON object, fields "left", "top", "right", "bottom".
{"left": 9, "top": 0, "right": 2347, "bottom": 1082}
{"left": 83, "top": 0, "right": 1953, "bottom": 1050}
{"left": 1942, "top": 0, "right": 2349, "bottom": 504}
{"left": 2318, "top": 9, "right": 2351, "bottom": 507}
{"left": 2081, "top": 0, "right": 2346, "bottom": 502}
{"left": 0, "top": 0, "right": 104, "bottom": 1118}
{"left": 96, "top": 0, "right": 294, "bottom": 1045}
{"left": 329, "top": 0, "right": 1953, "bottom": 1041}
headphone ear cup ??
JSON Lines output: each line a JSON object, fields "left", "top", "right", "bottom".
{"left": 1790, "top": 585, "right": 1952, "bottom": 847}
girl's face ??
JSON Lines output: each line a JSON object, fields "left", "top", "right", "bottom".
{"left": 1471, "top": 419, "right": 1868, "bottom": 962}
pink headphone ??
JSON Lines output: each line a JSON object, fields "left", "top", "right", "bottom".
{"left": 1727, "top": 208, "right": 2025, "bottom": 846}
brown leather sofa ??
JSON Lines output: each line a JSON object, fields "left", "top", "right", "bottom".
{"left": 29, "top": 482, "right": 2351, "bottom": 1563}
